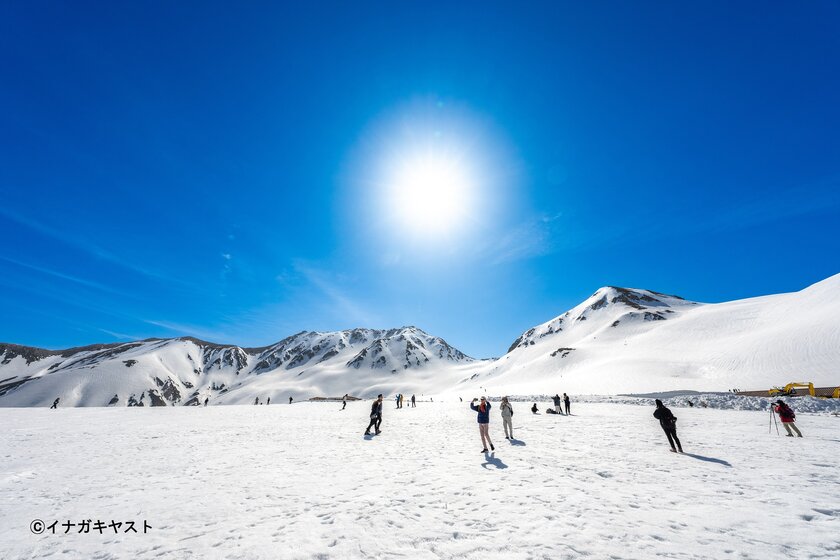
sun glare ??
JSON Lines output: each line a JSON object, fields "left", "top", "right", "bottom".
{"left": 387, "top": 155, "right": 474, "bottom": 237}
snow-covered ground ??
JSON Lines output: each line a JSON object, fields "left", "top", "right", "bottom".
{"left": 2, "top": 400, "right": 839, "bottom": 559}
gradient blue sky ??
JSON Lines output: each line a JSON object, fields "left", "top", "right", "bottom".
{"left": 2, "top": 1, "right": 839, "bottom": 358}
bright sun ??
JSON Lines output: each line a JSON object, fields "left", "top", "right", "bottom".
{"left": 386, "top": 154, "right": 474, "bottom": 238}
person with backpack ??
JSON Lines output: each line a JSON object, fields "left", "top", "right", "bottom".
{"left": 365, "top": 394, "right": 384, "bottom": 435}
{"left": 500, "top": 396, "right": 514, "bottom": 439}
{"left": 552, "top": 394, "right": 562, "bottom": 414}
{"left": 653, "top": 399, "right": 683, "bottom": 453}
{"left": 774, "top": 400, "right": 803, "bottom": 437}
{"left": 470, "top": 397, "right": 495, "bottom": 453}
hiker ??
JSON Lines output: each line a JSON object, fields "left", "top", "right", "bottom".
{"left": 552, "top": 394, "right": 562, "bottom": 415}
{"left": 50, "top": 397, "right": 60, "bottom": 409}
{"left": 289, "top": 396, "right": 293, "bottom": 404}
{"left": 653, "top": 399, "right": 683, "bottom": 453}
{"left": 563, "top": 393, "right": 571, "bottom": 415}
{"left": 395, "top": 394, "right": 400, "bottom": 409}
{"left": 470, "top": 397, "right": 495, "bottom": 453}
{"left": 774, "top": 400, "right": 803, "bottom": 437}
{"left": 531, "top": 403, "right": 538, "bottom": 414}
{"left": 267, "top": 397, "right": 270, "bottom": 405}
{"left": 254, "top": 397, "right": 259, "bottom": 405}
{"left": 341, "top": 395, "right": 347, "bottom": 410}
{"left": 365, "top": 394, "right": 384, "bottom": 435}
{"left": 411, "top": 394, "right": 416, "bottom": 408}
{"left": 204, "top": 397, "right": 209, "bottom": 407}
{"left": 500, "top": 396, "right": 514, "bottom": 439}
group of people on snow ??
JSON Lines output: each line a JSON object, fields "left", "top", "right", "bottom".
{"left": 394, "top": 394, "right": 416, "bottom": 408}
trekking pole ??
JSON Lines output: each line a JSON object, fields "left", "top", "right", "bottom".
{"left": 770, "top": 406, "right": 780, "bottom": 436}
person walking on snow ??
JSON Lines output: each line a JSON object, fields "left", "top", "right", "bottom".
{"left": 341, "top": 395, "right": 347, "bottom": 410}
{"left": 552, "top": 394, "right": 562, "bottom": 415}
{"left": 563, "top": 393, "right": 571, "bottom": 415}
{"left": 774, "top": 400, "right": 803, "bottom": 437}
{"left": 653, "top": 399, "right": 683, "bottom": 453}
{"left": 470, "top": 397, "right": 495, "bottom": 453}
{"left": 50, "top": 397, "right": 60, "bottom": 409}
{"left": 500, "top": 396, "right": 514, "bottom": 440}
{"left": 411, "top": 394, "right": 416, "bottom": 407}
{"left": 365, "top": 394, "right": 384, "bottom": 435}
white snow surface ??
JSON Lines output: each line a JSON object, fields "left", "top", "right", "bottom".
{"left": 2, "top": 400, "right": 839, "bottom": 559}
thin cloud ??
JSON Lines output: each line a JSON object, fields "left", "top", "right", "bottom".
{"left": 0, "top": 207, "right": 194, "bottom": 289}
{"left": 482, "top": 213, "right": 563, "bottom": 265}
{"left": 293, "top": 262, "right": 381, "bottom": 327}
{"left": 0, "top": 256, "right": 137, "bottom": 299}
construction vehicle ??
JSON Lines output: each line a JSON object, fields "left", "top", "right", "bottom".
{"left": 768, "top": 382, "right": 815, "bottom": 397}
{"left": 833, "top": 387, "right": 840, "bottom": 399}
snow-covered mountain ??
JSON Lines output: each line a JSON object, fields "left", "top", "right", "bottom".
{"left": 2, "top": 274, "right": 839, "bottom": 406}
{"left": 467, "top": 274, "right": 840, "bottom": 395}
{"left": 0, "top": 327, "right": 479, "bottom": 407}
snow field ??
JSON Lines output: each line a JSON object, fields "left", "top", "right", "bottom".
{"left": 1, "top": 400, "right": 838, "bottom": 559}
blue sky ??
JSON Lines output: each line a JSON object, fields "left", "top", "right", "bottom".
{"left": 1, "top": 1, "right": 839, "bottom": 358}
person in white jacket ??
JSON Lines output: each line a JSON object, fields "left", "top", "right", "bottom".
{"left": 500, "top": 396, "right": 514, "bottom": 440}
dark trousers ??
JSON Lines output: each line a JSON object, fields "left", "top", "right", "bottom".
{"left": 366, "top": 415, "right": 382, "bottom": 433}
{"left": 565, "top": 403, "right": 570, "bottom": 415}
{"left": 663, "top": 425, "right": 682, "bottom": 451}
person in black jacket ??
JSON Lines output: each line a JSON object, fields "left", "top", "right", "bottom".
{"left": 364, "top": 394, "right": 384, "bottom": 435}
{"left": 653, "top": 399, "right": 683, "bottom": 453}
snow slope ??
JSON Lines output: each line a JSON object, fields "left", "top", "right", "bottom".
{"left": 0, "top": 327, "right": 480, "bottom": 407}
{"left": 468, "top": 274, "right": 840, "bottom": 395}
{"left": 1, "top": 400, "right": 838, "bottom": 559}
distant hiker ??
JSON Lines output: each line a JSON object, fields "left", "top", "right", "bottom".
{"left": 470, "top": 397, "right": 495, "bottom": 453}
{"left": 341, "top": 396, "right": 347, "bottom": 410}
{"left": 255, "top": 397, "right": 259, "bottom": 405}
{"left": 395, "top": 394, "right": 400, "bottom": 409}
{"left": 460, "top": 397, "right": 463, "bottom": 402}
{"left": 365, "top": 394, "right": 384, "bottom": 435}
{"left": 204, "top": 397, "right": 209, "bottom": 407}
{"left": 267, "top": 397, "right": 270, "bottom": 405}
{"left": 500, "top": 396, "right": 514, "bottom": 440}
{"left": 563, "top": 393, "right": 571, "bottom": 415}
{"left": 653, "top": 399, "right": 683, "bottom": 453}
{"left": 774, "top": 400, "right": 803, "bottom": 437}
{"left": 688, "top": 401, "right": 694, "bottom": 407}
{"left": 552, "top": 394, "right": 562, "bottom": 415}
{"left": 411, "top": 394, "right": 416, "bottom": 408}
{"left": 531, "top": 403, "right": 538, "bottom": 414}
{"left": 289, "top": 396, "right": 293, "bottom": 405}
{"left": 50, "top": 398, "right": 59, "bottom": 409}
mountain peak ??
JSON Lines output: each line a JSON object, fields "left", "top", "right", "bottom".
{"left": 507, "top": 285, "right": 699, "bottom": 353}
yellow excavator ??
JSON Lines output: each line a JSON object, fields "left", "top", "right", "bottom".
{"left": 768, "top": 382, "right": 815, "bottom": 397}
{"left": 833, "top": 387, "right": 840, "bottom": 399}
